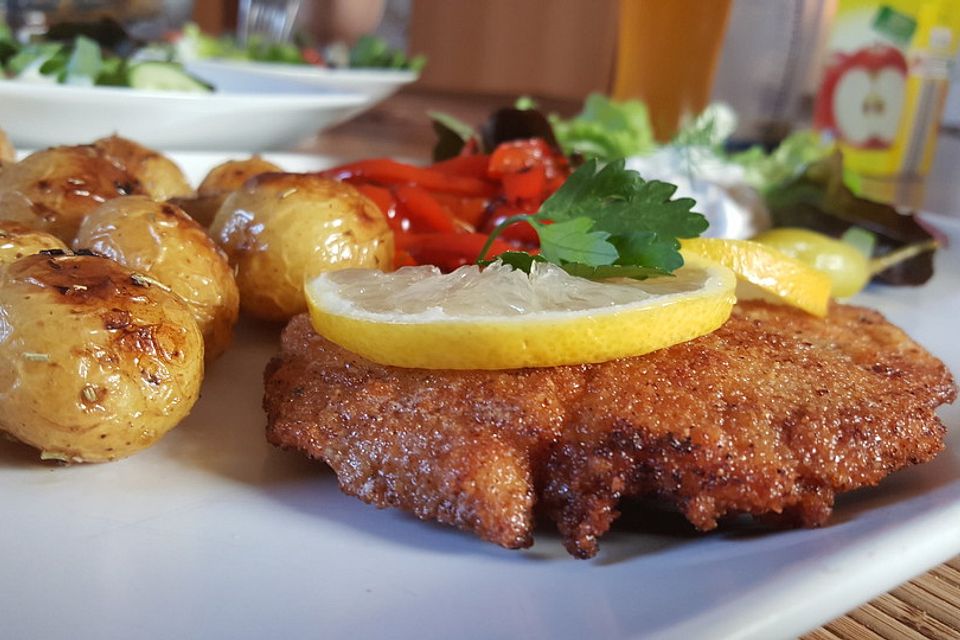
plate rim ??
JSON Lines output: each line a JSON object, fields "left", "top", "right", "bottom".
{"left": 0, "top": 78, "right": 370, "bottom": 106}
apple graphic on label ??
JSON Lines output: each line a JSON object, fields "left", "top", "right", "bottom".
{"left": 815, "top": 44, "right": 908, "bottom": 149}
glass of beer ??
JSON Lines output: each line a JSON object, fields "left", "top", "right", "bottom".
{"left": 612, "top": 0, "right": 733, "bottom": 142}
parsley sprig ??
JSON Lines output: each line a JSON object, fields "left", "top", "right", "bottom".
{"left": 477, "top": 159, "right": 708, "bottom": 279}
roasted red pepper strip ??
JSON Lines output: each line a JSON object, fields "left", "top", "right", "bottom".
{"left": 321, "top": 159, "right": 497, "bottom": 197}
{"left": 356, "top": 184, "right": 410, "bottom": 234}
{"left": 487, "top": 139, "right": 554, "bottom": 177}
{"left": 501, "top": 165, "right": 547, "bottom": 202}
{"left": 393, "top": 249, "right": 418, "bottom": 268}
{"left": 431, "top": 154, "right": 491, "bottom": 179}
{"left": 482, "top": 203, "right": 541, "bottom": 246}
{"left": 392, "top": 185, "right": 460, "bottom": 233}
{"left": 396, "top": 232, "right": 515, "bottom": 271}
{"left": 429, "top": 192, "right": 489, "bottom": 228}
{"left": 301, "top": 47, "right": 324, "bottom": 66}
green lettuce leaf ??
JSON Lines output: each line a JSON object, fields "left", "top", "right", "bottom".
{"left": 549, "top": 93, "right": 656, "bottom": 160}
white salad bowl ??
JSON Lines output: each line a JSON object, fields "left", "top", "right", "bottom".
{"left": 0, "top": 79, "right": 369, "bottom": 151}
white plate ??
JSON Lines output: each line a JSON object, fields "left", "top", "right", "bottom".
{"left": 1, "top": 152, "right": 958, "bottom": 640}
{"left": 185, "top": 59, "right": 418, "bottom": 101}
{"left": 0, "top": 81, "right": 370, "bottom": 151}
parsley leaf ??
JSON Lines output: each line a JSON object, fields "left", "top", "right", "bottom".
{"left": 534, "top": 217, "right": 617, "bottom": 265}
{"left": 478, "top": 159, "right": 708, "bottom": 280}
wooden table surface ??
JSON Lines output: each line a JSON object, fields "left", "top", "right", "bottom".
{"left": 304, "top": 88, "right": 960, "bottom": 640}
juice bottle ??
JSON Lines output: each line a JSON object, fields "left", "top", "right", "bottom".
{"left": 814, "top": 0, "right": 960, "bottom": 208}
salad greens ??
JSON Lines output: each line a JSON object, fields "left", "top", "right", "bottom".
{"left": 1, "top": 23, "right": 208, "bottom": 91}
{"left": 480, "top": 159, "right": 708, "bottom": 279}
{"left": 349, "top": 34, "right": 426, "bottom": 72}
{"left": 2, "top": 19, "right": 423, "bottom": 89}
{"left": 0, "top": 23, "right": 16, "bottom": 64}
{"left": 430, "top": 94, "right": 936, "bottom": 286}
{"left": 547, "top": 93, "right": 833, "bottom": 194}
{"left": 729, "top": 131, "right": 832, "bottom": 194}
{"left": 764, "top": 153, "right": 937, "bottom": 286}
{"left": 430, "top": 107, "right": 560, "bottom": 162}
{"left": 549, "top": 94, "right": 657, "bottom": 160}
{"left": 181, "top": 24, "right": 425, "bottom": 71}
{"left": 181, "top": 23, "right": 305, "bottom": 64}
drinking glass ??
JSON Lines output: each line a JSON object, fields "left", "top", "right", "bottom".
{"left": 612, "top": 0, "right": 733, "bottom": 142}
{"left": 237, "top": 0, "right": 302, "bottom": 44}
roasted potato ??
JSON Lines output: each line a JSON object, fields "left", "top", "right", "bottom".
{"left": 172, "top": 156, "right": 284, "bottom": 228}
{"left": 0, "top": 128, "right": 14, "bottom": 165}
{"left": 0, "top": 145, "right": 144, "bottom": 242}
{"left": 75, "top": 196, "right": 239, "bottom": 360}
{"left": 0, "top": 252, "right": 204, "bottom": 462}
{"left": 94, "top": 135, "right": 194, "bottom": 201}
{"left": 0, "top": 221, "right": 67, "bottom": 267}
{"left": 210, "top": 173, "right": 393, "bottom": 322}
{"left": 198, "top": 156, "right": 282, "bottom": 196}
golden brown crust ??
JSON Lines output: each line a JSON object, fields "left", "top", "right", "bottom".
{"left": 264, "top": 301, "right": 956, "bottom": 557}
{"left": 174, "top": 157, "right": 283, "bottom": 228}
{"left": 0, "top": 128, "right": 14, "bottom": 165}
{"left": 0, "top": 220, "right": 68, "bottom": 266}
{"left": 93, "top": 135, "right": 193, "bottom": 200}
{"left": 0, "top": 145, "right": 144, "bottom": 242}
{"left": 210, "top": 173, "right": 393, "bottom": 322}
{"left": 197, "top": 156, "right": 282, "bottom": 196}
{"left": 0, "top": 252, "right": 204, "bottom": 462}
{"left": 74, "top": 196, "right": 239, "bottom": 360}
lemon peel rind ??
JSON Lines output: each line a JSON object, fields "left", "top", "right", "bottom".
{"left": 681, "top": 238, "right": 831, "bottom": 318}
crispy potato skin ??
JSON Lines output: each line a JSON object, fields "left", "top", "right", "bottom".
{"left": 0, "top": 253, "right": 204, "bottom": 462}
{"left": 94, "top": 135, "right": 194, "bottom": 200}
{"left": 170, "top": 157, "right": 284, "bottom": 228}
{"left": 0, "top": 128, "right": 14, "bottom": 165}
{"left": 264, "top": 302, "right": 956, "bottom": 557}
{"left": 198, "top": 156, "right": 282, "bottom": 197}
{"left": 210, "top": 173, "right": 394, "bottom": 322}
{"left": 0, "top": 145, "right": 144, "bottom": 242}
{"left": 74, "top": 196, "right": 239, "bottom": 361}
{"left": 167, "top": 194, "right": 225, "bottom": 228}
{"left": 0, "top": 221, "right": 67, "bottom": 267}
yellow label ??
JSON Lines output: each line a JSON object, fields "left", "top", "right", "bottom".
{"left": 816, "top": 0, "right": 960, "bottom": 179}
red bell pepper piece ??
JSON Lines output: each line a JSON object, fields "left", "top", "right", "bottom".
{"left": 431, "top": 154, "right": 491, "bottom": 180}
{"left": 301, "top": 47, "right": 325, "bottom": 66}
{"left": 354, "top": 183, "right": 409, "bottom": 234}
{"left": 487, "top": 139, "right": 554, "bottom": 177}
{"left": 482, "top": 203, "right": 541, "bottom": 246}
{"left": 321, "top": 158, "right": 497, "bottom": 197}
{"left": 501, "top": 165, "right": 547, "bottom": 202}
{"left": 393, "top": 249, "right": 418, "bottom": 268}
{"left": 396, "top": 232, "right": 516, "bottom": 271}
{"left": 429, "top": 192, "right": 489, "bottom": 228}
{"left": 392, "top": 185, "right": 460, "bottom": 234}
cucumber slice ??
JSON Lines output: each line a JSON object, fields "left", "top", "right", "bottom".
{"left": 127, "top": 62, "right": 213, "bottom": 92}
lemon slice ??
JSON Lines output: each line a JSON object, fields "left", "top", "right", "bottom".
{"left": 304, "top": 255, "right": 736, "bottom": 370}
{"left": 682, "top": 238, "right": 831, "bottom": 317}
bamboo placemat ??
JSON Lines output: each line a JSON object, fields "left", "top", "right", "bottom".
{"left": 803, "top": 557, "right": 960, "bottom": 639}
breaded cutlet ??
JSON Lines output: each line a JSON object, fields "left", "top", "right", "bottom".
{"left": 263, "top": 301, "right": 956, "bottom": 558}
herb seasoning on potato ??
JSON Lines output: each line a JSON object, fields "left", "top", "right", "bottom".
{"left": 210, "top": 173, "right": 393, "bottom": 322}
{"left": 0, "top": 252, "right": 204, "bottom": 462}
{"left": 0, "top": 145, "right": 144, "bottom": 242}
{"left": 75, "top": 196, "right": 239, "bottom": 360}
